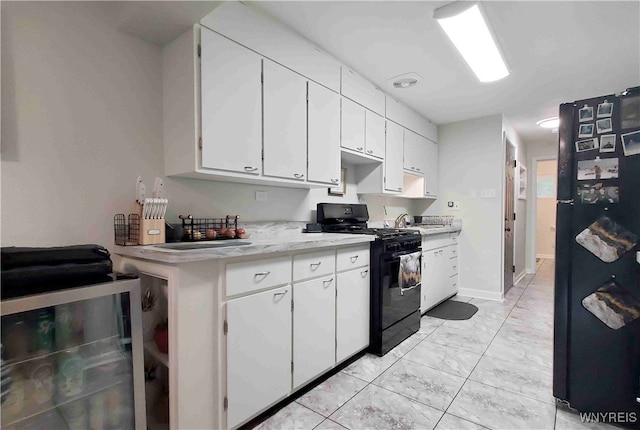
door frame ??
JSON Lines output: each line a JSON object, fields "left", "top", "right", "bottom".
{"left": 502, "top": 137, "right": 516, "bottom": 296}
{"left": 527, "top": 156, "right": 558, "bottom": 272}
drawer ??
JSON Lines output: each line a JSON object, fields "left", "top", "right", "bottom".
{"left": 449, "top": 257, "right": 459, "bottom": 276}
{"left": 337, "top": 246, "right": 370, "bottom": 271}
{"left": 449, "top": 233, "right": 459, "bottom": 244}
{"left": 226, "top": 256, "right": 292, "bottom": 296}
{"left": 449, "top": 275, "right": 459, "bottom": 292}
{"left": 293, "top": 249, "right": 336, "bottom": 281}
{"left": 448, "top": 246, "right": 458, "bottom": 259}
{"left": 422, "top": 233, "right": 449, "bottom": 251}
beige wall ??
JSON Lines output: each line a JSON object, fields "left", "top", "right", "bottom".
{"left": 535, "top": 159, "right": 557, "bottom": 258}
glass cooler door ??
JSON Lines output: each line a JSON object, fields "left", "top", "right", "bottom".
{"left": 1, "top": 278, "right": 145, "bottom": 429}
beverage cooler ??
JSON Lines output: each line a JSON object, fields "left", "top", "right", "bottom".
{"left": 0, "top": 277, "right": 146, "bottom": 429}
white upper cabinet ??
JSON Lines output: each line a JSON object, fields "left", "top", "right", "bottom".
{"left": 385, "top": 121, "right": 404, "bottom": 193}
{"left": 201, "top": 28, "right": 263, "bottom": 175}
{"left": 341, "top": 68, "right": 385, "bottom": 115}
{"left": 386, "top": 97, "right": 438, "bottom": 142}
{"left": 308, "top": 82, "right": 341, "bottom": 185}
{"left": 201, "top": 2, "right": 340, "bottom": 91}
{"left": 263, "top": 60, "right": 307, "bottom": 181}
{"left": 341, "top": 98, "right": 366, "bottom": 153}
{"left": 365, "top": 111, "right": 385, "bottom": 159}
{"left": 403, "top": 129, "right": 426, "bottom": 174}
{"left": 424, "top": 138, "right": 439, "bottom": 197}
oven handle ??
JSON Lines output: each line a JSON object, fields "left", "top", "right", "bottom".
{"left": 401, "top": 282, "right": 421, "bottom": 295}
{"left": 391, "top": 249, "right": 421, "bottom": 259}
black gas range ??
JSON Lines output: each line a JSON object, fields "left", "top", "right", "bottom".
{"left": 317, "top": 203, "right": 422, "bottom": 356}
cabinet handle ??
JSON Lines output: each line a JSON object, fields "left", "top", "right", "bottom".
{"left": 439, "top": 250, "right": 443, "bottom": 254}
{"left": 244, "top": 166, "right": 258, "bottom": 172}
{"left": 254, "top": 271, "right": 271, "bottom": 280}
{"left": 331, "top": 178, "right": 339, "bottom": 183}
{"left": 411, "top": 167, "right": 416, "bottom": 170}
{"left": 366, "top": 150, "right": 373, "bottom": 154}
{"left": 433, "top": 251, "right": 438, "bottom": 256}
{"left": 356, "top": 147, "right": 364, "bottom": 152}
{"left": 360, "top": 269, "right": 368, "bottom": 278}
{"left": 322, "top": 278, "right": 334, "bottom": 287}
{"left": 350, "top": 255, "right": 359, "bottom": 263}
{"left": 452, "top": 265, "right": 457, "bottom": 269}
{"left": 310, "top": 262, "right": 322, "bottom": 270}
{"left": 273, "top": 290, "right": 288, "bottom": 299}
{"left": 294, "top": 173, "right": 304, "bottom": 179}
{"left": 397, "top": 187, "right": 403, "bottom": 191}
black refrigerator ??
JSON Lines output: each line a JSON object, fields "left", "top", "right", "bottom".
{"left": 554, "top": 87, "right": 640, "bottom": 428}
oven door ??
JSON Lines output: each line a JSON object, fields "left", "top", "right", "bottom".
{"left": 380, "top": 249, "right": 421, "bottom": 330}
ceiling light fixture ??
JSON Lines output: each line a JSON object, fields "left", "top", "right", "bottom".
{"left": 388, "top": 73, "right": 422, "bottom": 89}
{"left": 537, "top": 117, "right": 560, "bottom": 129}
{"left": 433, "top": 2, "right": 509, "bottom": 83}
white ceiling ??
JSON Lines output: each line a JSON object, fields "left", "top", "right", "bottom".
{"left": 109, "top": 1, "right": 639, "bottom": 149}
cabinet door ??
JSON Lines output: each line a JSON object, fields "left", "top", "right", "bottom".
{"left": 308, "top": 82, "right": 341, "bottom": 185}
{"left": 263, "top": 60, "right": 307, "bottom": 180}
{"left": 341, "top": 98, "right": 365, "bottom": 153}
{"left": 336, "top": 268, "right": 370, "bottom": 363}
{"left": 227, "top": 286, "right": 292, "bottom": 429}
{"left": 341, "top": 68, "right": 385, "bottom": 115}
{"left": 421, "top": 247, "right": 439, "bottom": 313}
{"left": 384, "top": 121, "right": 404, "bottom": 193}
{"left": 365, "top": 111, "right": 385, "bottom": 159}
{"left": 293, "top": 276, "right": 336, "bottom": 388}
{"left": 201, "top": 28, "right": 262, "bottom": 174}
{"left": 424, "top": 139, "right": 439, "bottom": 197}
{"left": 403, "top": 130, "right": 425, "bottom": 174}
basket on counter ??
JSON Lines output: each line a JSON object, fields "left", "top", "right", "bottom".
{"left": 419, "top": 215, "right": 454, "bottom": 226}
{"left": 179, "top": 214, "right": 247, "bottom": 241}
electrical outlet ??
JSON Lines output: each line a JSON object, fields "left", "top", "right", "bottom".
{"left": 255, "top": 191, "right": 268, "bottom": 202}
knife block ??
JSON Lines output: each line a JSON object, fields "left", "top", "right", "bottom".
{"left": 135, "top": 204, "right": 166, "bottom": 245}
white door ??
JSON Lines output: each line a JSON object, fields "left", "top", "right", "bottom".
{"left": 341, "top": 98, "right": 365, "bottom": 153}
{"left": 263, "top": 60, "right": 307, "bottom": 180}
{"left": 365, "top": 111, "right": 385, "bottom": 159}
{"left": 384, "top": 121, "right": 404, "bottom": 193}
{"left": 293, "top": 276, "right": 336, "bottom": 388}
{"left": 336, "top": 268, "right": 370, "bottom": 363}
{"left": 308, "top": 82, "right": 341, "bottom": 185}
{"left": 201, "top": 28, "right": 262, "bottom": 174}
{"left": 226, "top": 286, "right": 292, "bottom": 429}
{"left": 424, "top": 139, "right": 439, "bottom": 197}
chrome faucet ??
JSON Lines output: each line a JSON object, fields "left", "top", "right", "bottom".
{"left": 394, "top": 213, "right": 409, "bottom": 228}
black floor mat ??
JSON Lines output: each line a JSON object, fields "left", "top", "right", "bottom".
{"left": 425, "top": 300, "right": 479, "bottom": 320}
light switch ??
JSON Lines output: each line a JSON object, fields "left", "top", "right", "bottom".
{"left": 255, "top": 191, "right": 268, "bottom": 201}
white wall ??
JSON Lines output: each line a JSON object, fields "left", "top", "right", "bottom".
{"left": 427, "top": 115, "right": 505, "bottom": 300}
{"left": 535, "top": 159, "right": 557, "bottom": 258}
{"left": 1, "top": 2, "right": 371, "bottom": 251}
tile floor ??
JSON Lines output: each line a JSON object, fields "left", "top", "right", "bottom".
{"left": 251, "top": 259, "right": 617, "bottom": 430}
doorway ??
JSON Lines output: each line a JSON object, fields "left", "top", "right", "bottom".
{"left": 504, "top": 140, "right": 515, "bottom": 293}
{"left": 535, "top": 159, "right": 558, "bottom": 259}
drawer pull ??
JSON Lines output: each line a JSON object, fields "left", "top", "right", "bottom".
{"left": 254, "top": 271, "right": 271, "bottom": 280}
{"left": 273, "top": 290, "right": 288, "bottom": 299}
{"left": 367, "top": 149, "right": 373, "bottom": 154}
{"left": 350, "top": 255, "right": 359, "bottom": 263}
{"left": 439, "top": 250, "right": 444, "bottom": 254}
{"left": 322, "top": 278, "right": 334, "bottom": 287}
{"left": 360, "top": 269, "right": 368, "bottom": 278}
{"left": 294, "top": 173, "right": 304, "bottom": 179}
{"left": 433, "top": 251, "right": 438, "bottom": 256}
{"left": 310, "top": 262, "right": 322, "bottom": 270}
{"left": 331, "top": 179, "right": 339, "bottom": 183}
{"left": 244, "top": 166, "right": 258, "bottom": 172}
{"left": 356, "top": 147, "right": 364, "bottom": 152}
{"left": 452, "top": 265, "right": 457, "bottom": 269}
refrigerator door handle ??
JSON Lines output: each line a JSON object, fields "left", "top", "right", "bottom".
{"left": 558, "top": 199, "right": 575, "bottom": 205}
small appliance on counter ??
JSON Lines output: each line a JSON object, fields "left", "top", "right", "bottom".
{"left": 317, "top": 203, "right": 422, "bottom": 356}
{"left": 114, "top": 176, "right": 168, "bottom": 245}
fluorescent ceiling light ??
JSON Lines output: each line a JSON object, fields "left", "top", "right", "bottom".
{"left": 537, "top": 117, "right": 560, "bottom": 129}
{"left": 434, "top": 2, "right": 509, "bottom": 82}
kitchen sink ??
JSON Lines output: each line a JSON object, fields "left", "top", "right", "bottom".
{"left": 153, "top": 241, "right": 252, "bottom": 250}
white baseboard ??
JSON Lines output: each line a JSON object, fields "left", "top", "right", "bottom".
{"left": 526, "top": 269, "right": 536, "bottom": 274}
{"left": 514, "top": 271, "right": 527, "bottom": 285}
{"left": 457, "top": 287, "right": 503, "bottom": 302}
{"left": 536, "top": 254, "right": 555, "bottom": 259}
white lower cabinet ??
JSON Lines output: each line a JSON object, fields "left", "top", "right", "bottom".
{"left": 226, "top": 286, "right": 292, "bottom": 429}
{"left": 336, "top": 266, "right": 370, "bottom": 363}
{"left": 421, "top": 233, "right": 459, "bottom": 313}
{"left": 293, "top": 275, "right": 336, "bottom": 388}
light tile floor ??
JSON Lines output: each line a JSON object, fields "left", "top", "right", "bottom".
{"left": 251, "top": 259, "right": 617, "bottom": 430}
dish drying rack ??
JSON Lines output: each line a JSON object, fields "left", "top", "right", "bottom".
{"left": 180, "top": 214, "right": 242, "bottom": 241}
{"left": 419, "top": 215, "right": 454, "bottom": 226}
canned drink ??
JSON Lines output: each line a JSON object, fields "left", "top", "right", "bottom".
{"left": 89, "top": 392, "right": 106, "bottom": 430}
{"left": 106, "top": 385, "right": 123, "bottom": 428}
{"left": 57, "top": 348, "right": 85, "bottom": 399}
{"left": 34, "top": 308, "right": 55, "bottom": 353}
{"left": 55, "top": 304, "right": 74, "bottom": 349}
{"left": 29, "top": 359, "right": 54, "bottom": 405}
{"left": 60, "top": 400, "right": 86, "bottom": 430}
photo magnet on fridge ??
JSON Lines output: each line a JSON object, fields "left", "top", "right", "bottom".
{"left": 579, "top": 105, "right": 594, "bottom": 122}
{"left": 596, "top": 101, "right": 614, "bottom": 118}
{"left": 599, "top": 134, "right": 616, "bottom": 153}
{"left": 582, "top": 280, "right": 640, "bottom": 329}
{"left": 575, "top": 216, "right": 638, "bottom": 263}
{"left": 621, "top": 130, "right": 640, "bottom": 156}
{"left": 577, "top": 157, "right": 618, "bottom": 180}
{"left": 577, "top": 183, "right": 619, "bottom": 204}
{"left": 596, "top": 118, "right": 613, "bottom": 134}
{"left": 578, "top": 123, "right": 594, "bottom": 138}
{"left": 575, "top": 138, "right": 599, "bottom": 152}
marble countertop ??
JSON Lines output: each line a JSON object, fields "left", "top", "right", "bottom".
{"left": 408, "top": 225, "right": 462, "bottom": 236}
{"left": 114, "top": 231, "right": 375, "bottom": 264}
